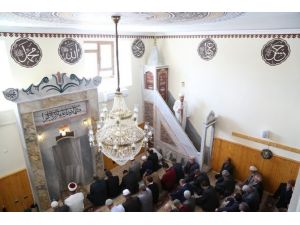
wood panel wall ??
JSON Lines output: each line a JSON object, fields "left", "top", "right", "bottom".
{"left": 211, "top": 138, "right": 300, "bottom": 193}
{"left": 0, "top": 169, "right": 33, "bottom": 212}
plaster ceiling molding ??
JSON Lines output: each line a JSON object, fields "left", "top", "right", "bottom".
{"left": 0, "top": 12, "right": 244, "bottom": 33}
{"left": 0, "top": 12, "right": 299, "bottom": 34}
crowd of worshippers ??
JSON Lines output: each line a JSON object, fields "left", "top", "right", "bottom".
{"left": 48, "top": 151, "right": 295, "bottom": 212}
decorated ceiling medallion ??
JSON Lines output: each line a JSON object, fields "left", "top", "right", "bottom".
{"left": 198, "top": 38, "right": 217, "bottom": 61}
{"left": 10, "top": 38, "right": 42, "bottom": 68}
{"left": 132, "top": 39, "right": 145, "bottom": 58}
{"left": 261, "top": 38, "right": 290, "bottom": 66}
{"left": 58, "top": 38, "right": 82, "bottom": 64}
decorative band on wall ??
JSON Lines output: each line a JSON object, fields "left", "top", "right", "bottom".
{"left": 0, "top": 32, "right": 154, "bottom": 39}
{"left": 0, "top": 32, "right": 300, "bottom": 39}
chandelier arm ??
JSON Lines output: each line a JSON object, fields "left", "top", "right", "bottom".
{"left": 112, "top": 15, "right": 120, "bottom": 92}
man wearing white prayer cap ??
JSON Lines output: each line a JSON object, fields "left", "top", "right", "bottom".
{"left": 105, "top": 198, "right": 125, "bottom": 212}
{"left": 64, "top": 182, "right": 84, "bottom": 212}
{"left": 173, "top": 92, "right": 190, "bottom": 130}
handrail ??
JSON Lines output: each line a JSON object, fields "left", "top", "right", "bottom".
{"left": 232, "top": 131, "right": 300, "bottom": 154}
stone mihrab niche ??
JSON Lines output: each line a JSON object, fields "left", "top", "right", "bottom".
{"left": 2, "top": 73, "right": 104, "bottom": 210}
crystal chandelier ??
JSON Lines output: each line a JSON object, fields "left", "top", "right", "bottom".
{"left": 89, "top": 15, "right": 152, "bottom": 165}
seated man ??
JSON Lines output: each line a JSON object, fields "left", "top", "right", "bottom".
{"left": 146, "top": 176, "right": 160, "bottom": 204}
{"left": 216, "top": 193, "right": 242, "bottom": 212}
{"left": 140, "top": 155, "right": 154, "bottom": 176}
{"left": 105, "top": 170, "right": 120, "bottom": 198}
{"left": 183, "top": 156, "right": 199, "bottom": 182}
{"left": 273, "top": 179, "right": 295, "bottom": 210}
{"left": 195, "top": 180, "right": 219, "bottom": 212}
{"left": 161, "top": 163, "right": 177, "bottom": 192}
{"left": 173, "top": 199, "right": 189, "bottom": 212}
{"left": 171, "top": 158, "right": 184, "bottom": 183}
{"left": 215, "top": 170, "right": 236, "bottom": 197}
{"left": 105, "top": 198, "right": 125, "bottom": 212}
{"left": 147, "top": 148, "right": 160, "bottom": 171}
{"left": 190, "top": 169, "right": 210, "bottom": 195}
{"left": 87, "top": 176, "right": 108, "bottom": 207}
{"left": 250, "top": 173, "right": 264, "bottom": 202}
{"left": 120, "top": 170, "right": 139, "bottom": 194}
{"left": 241, "top": 185, "right": 260, "bottom": 212}
{"left": 137, "top": 184, "right": 153, "bottom": 212}
{"left": 170, "top": 179, "right": 192, "bottom": 203}
{"left": 129, "top": 158, "right": 142, "bottom": 181}
{"left": 64, "top": 182, "right": 84, "bottom": 212}
{"left": 240, "top": 165, "right": 258, "bottom": 187}
{"left": 183, "top": 190, "right": 196, "bottom": 212}
{"left": 122, "top": 189, "right": 141, "bottom": 212}
{"left": 215, "top": 158, "right": 234, "bottom": 179}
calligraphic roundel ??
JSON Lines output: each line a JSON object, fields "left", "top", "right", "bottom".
{"left": 58, "top": 38, "right": 82, "bottom": 64}
{"left": 261, "top": 38, "right": 290, "bottom": 66}
{"left": 197, "top": 38, "right": 217, "bottom": 61}
{"left": 10, "top": 38, "right": 42, "bottom": 68}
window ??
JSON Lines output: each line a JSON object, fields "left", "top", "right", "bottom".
{"left": 83, "top": 41, "right": 114, "bottom": 78}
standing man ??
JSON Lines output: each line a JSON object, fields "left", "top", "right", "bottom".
{"left": 173, "top": 93, "right": 189, "bottom": 130}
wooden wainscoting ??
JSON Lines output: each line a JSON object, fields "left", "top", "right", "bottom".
{"left": 211, "top": 138, "right": 300, "bottom": 193}
{"left": 0, "top": 169, "right": 33, "bottom": 212}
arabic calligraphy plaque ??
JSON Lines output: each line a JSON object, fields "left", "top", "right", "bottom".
{"left": 58, "top": 38, "right": 82, "bottom": 64}
{"left": 198, "top": 38, "right": 217, "bottom": 61}
{"left": 261, "top": 38, "right": 290, "bottom": 66}
{"left": 10, "top": 38, "right": 42, "bottom": 68}
{"left": 132, "top": 39, "right": 145, "bottom": 58}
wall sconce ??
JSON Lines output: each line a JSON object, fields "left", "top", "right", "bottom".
{"left": 58, "top": 125, "right": 70, "bottom": 137}
{"left": 37, "top": 133, "right": 43, "bottom": 141}
{"left": 83, "top": 119, "right": 89, "bottom": 126}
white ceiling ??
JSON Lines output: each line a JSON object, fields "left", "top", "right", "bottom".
{"left": 0, "top": 12, "right": 299, "bottom": 34}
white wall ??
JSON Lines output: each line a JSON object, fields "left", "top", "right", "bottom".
{"left": 0, "top": 35, "right": 153, "bottom": 176}
{"left": 158, "top": 37, "right": 300, "bottom": 161}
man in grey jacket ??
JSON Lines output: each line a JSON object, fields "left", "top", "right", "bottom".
{"left": 137, "top": 184, "right": 153, "bottom": 212}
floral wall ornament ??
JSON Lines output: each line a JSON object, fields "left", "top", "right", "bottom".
{"left": 58, "top": 38, "right": 82, "bottom": 64}
{"left": 197, "top": 38, "right": 217, "bottom": 60}
{"left": 10, "top": 38, "right": 42, "bottom": 67}
{"left": 261, "top": 38, "right": 290, "bottom": 66}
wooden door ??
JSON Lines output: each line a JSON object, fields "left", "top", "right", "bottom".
{"left": 0, "top": 169, "right": 34, "bottom": 212}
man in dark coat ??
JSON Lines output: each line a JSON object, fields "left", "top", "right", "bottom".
{"left": 215, "top": 158, "right": 234, "bottom": 179}
{"left": 140, "top": 155, "right": 154, "bottom": 176}
{"left": 120, "top": 170, "right": 139, "bottom": 194}
{"left": 105, "top": 170, "right": 120, "bottom": 198}
{"left": 183, "top": 156, "right": 199, "bottom": 182}
{"left": 87, "top": 176, "right": 108, "bottom": 207}
{"left": 146, "top": 176, "right": 160, "bottom": 204}
{"left": 161, "top": 164, "right": 177, "bottom": 191}
{"left": 273, "top": 180, "right": 295, "bottom": 209}
{"left": 242, "top": 185, "right": 260, "bottom": 212}
{"left": 170, "top": 179, "right": 192, "bottom": 203}
{"left": 216, "top": 193, "right": 242, "bottom": 212}
{"left": 147, "top": 148, "right": 160, "bottom": 171}
{"left": 190, "top": 169, "right": 210, "bottom": 195}
{"left": 171, "top": 158, "right": 184, "bottom": 183}
{"left": 122, "top": 189, "right": 141, "bottom": 212}
{"left": 215, "top": 170, "right": 236, "bottom": 197}
{"left": 195, "top": 180, "right": 219, "bottom": 212}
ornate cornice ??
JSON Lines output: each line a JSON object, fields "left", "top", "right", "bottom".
{"left": 0, "top": 32, "right": 299, "bottom": 39}
{"left": 3, "top": 72, "right": 101, "bottom": 103}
